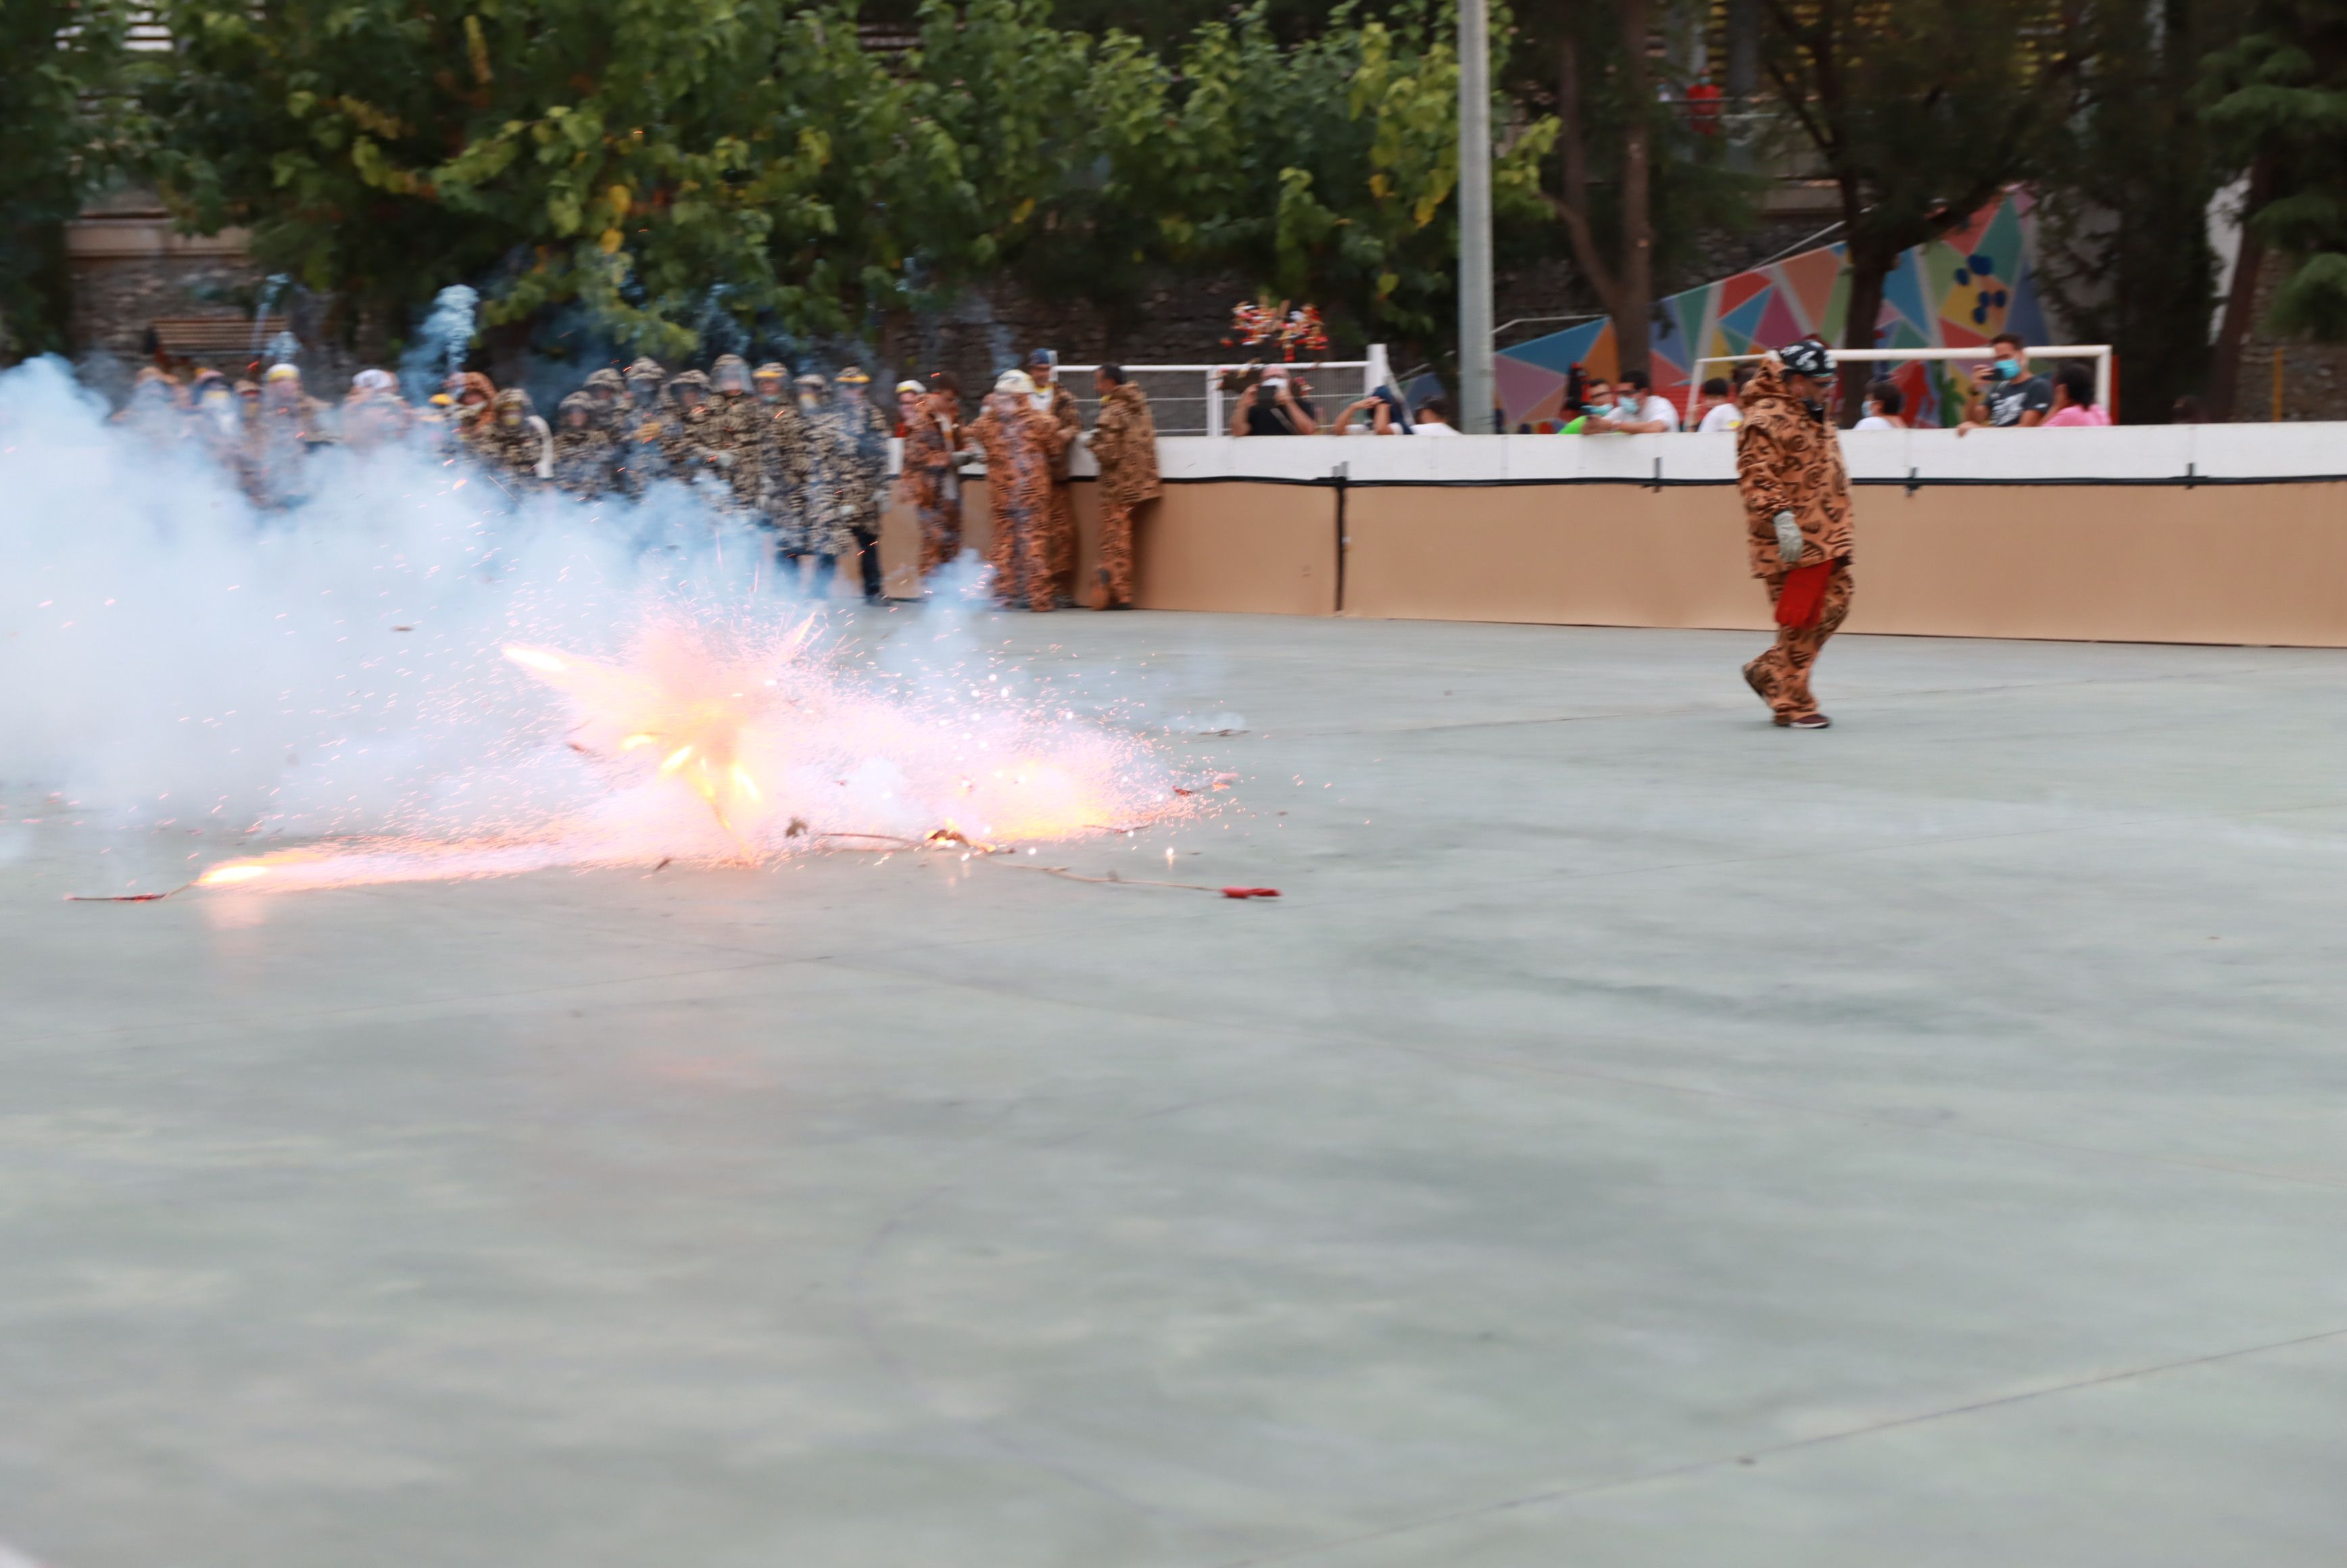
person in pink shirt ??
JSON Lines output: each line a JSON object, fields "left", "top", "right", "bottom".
{"left": 2041, "top": 362, "right": 2111, "bottom": 426}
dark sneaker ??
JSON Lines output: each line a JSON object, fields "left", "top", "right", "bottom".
{"left": 1787, "top": 712, "right": 1831, "bottom": 729}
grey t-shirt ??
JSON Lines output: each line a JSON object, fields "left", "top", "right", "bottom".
{"left": 1983, "top": 372, "right": 2053, "bottom": 427}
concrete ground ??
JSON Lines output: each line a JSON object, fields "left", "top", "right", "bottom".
{"left": 5, "top": 613, "right": 2347, "bottom": 1568}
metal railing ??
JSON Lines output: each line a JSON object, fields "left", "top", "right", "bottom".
{"left": 1053, "top": 347, "right": 1395, "bottom": 436}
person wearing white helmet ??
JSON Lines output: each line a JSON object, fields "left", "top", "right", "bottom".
{"left": 1025, "top": 349, "right": 1082, "bottom": 604}
{"left": 967, "top": 368, "right": 1070, "bottom": 611}
{"left": 898, "top": 372, "right": 967, "bottom": 579}
{"left": 1735, "top": 339, "right": 1854, "bottom": 730}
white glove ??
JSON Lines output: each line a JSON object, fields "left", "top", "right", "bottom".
{"left": 1773, "top": 510, "right": 1804, "bottom": 566}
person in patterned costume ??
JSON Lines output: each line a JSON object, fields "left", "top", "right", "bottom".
{"left": 1023, "top": 349, "right": 1084, "bottom": 604}
{"left": 550, "top": 391, "right": 614, "bottom": 499}
{"left": 898, "top": 372, "right": 966, "bottom": 579}
{"left": 447, "top": 370, "right": 497, "bottom": 448}
{"left": 1736, "top": 340, "right": 1854, "bottom": 730}
{"left": 1084, "top": 366, "right": 1160, "bottom": 609}
{"left": 969, "top": 369, "right": 1069, "bottom": 612}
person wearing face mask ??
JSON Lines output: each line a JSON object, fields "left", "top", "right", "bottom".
{"left": 581, "top": 368, "right": 627, "bottom": 430}
{"left": 116, "top": 367, "right": 189, "bottom": 445}
{"left": 617, "top": 357, "right": 674, "bottom": 493}
{"left": 823, "top": 366, "right": 894, "bottom": 604}
{"left": 341, "top": 367, "right": 412, "bottom": 452}
{"left": 550, "top": 391, "right": 616, "bottom": 499}
{"left": 1735, "top": 339, "right": 1854, "bottom": 730}
{"left": 1023, "top": 349, "right": 1083, "bottom": 604}
{"left": 969, "top": 368, "right": 1069, "bottom": 612}
{"left": 779, "top": 372, "right": 839, "bottom": 587}
{"left": 696, "top": 355, "right": 768, "bottom": 516}
{"left": 250, "top": 363, "right": 334, "bottom": 507}
{"left": 1084, "top": 365, "right": 1161, "bottom": 608}
{"left": 1852, "top": 380, "right": 1906, "bottom": 431}
{"left": 898, "top": 372, "right": 967, "bottom": 580}
{"left": 662, "top": 369, "right": 717, "bottom": 487}
{"left": 446, "top": 370, "right": 499, "bottom": 468}
{"left": 187, "top": 368, "right": 239, "bottom": 447}
{"left": 751, "top": 362, "right": 811, "bottom": 553}
{"left": 1958, "top": 332, "right": 2051, "bottom": 434}
{"left": 481, "top": 386, "right": 554, "bottom": 492}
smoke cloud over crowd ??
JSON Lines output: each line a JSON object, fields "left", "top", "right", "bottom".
{"left": 0, "top": 358, "right": 1180, "bottom": 889}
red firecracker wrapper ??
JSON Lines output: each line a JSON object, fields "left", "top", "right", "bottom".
{"left": 1221, "top": 886, "right": 1282, "bottom": 900}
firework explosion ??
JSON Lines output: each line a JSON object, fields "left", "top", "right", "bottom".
{"left": 193, "top": 610, "right": 1181, "bottom": 893}
{"left": 0, "top": 359, "right": 1191, "bottom": 899}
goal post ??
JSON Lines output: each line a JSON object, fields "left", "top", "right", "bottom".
{"left": 1053, "top": 346, "right": 1395, "bottom": 436}
{"left": 1690, "top": 345, "right": 2117, "bottom": 423}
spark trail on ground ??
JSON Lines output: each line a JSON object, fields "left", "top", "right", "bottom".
{"left": 193, "top": 611, "right": 1187, "bottom": 893}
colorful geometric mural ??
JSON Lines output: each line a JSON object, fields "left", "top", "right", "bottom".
{"left": 1496, "top": 191, "right": 2053, "bottom": 431}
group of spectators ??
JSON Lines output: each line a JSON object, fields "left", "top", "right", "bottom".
{"left": 1221, "top": 329, "right": 2118, "bottom": 439}
{"left": 105, "top": 345, "right": 1164, "bottom": 613}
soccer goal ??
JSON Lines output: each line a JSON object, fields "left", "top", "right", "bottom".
{"left": 1054, "top": 346, "right": 1397, "bottom": 436}
{"left": 1690, "top": 345, "right": 2117, "bottom": 421}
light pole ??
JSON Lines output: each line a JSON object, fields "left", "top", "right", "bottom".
{"left": 1456, "top": 0, "right": 1495, "bottom": 433}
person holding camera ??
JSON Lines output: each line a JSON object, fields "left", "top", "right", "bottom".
{"left": 1334, "top": 387, "right": 1410, "bottom": 435}
{"left": 1230, "top": 368, "right": 1320, "bottom": 435}
{"left": 1958, "top": 331, "right": 2051, "bottom": 434}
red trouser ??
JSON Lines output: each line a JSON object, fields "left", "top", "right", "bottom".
{"left": 1747, "top": 563, "right": 1853, "bottom": 717}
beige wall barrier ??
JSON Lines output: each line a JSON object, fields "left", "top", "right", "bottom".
{"left": 865, "top": 428, "right": 2347, "bottom": 645}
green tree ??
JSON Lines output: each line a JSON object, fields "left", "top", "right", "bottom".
{"left": 2202, "top": 0, "right": 2347, "bottom": 414}
{"left": 1, "top": 0, "right": 132, "bottom": 360}
{"left": 1758, "top": 0, "right": 2081, "bottom": 416}
{"left": 145, "top": 0, "right": 900, "bottom": 359}
{"left": 2035, "top": 0, "right": 2248, "bottom": 423}
{"left": 1075, "top": 1, "right": 1555, "bottom": 353}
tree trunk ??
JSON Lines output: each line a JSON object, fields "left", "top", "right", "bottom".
{"left": 1835, "top": 174, "right": 1883, "bottom": 424}
{"left": 2208, "top": 156, "right": 2273, "bottom": 422}
{"left": 1615, "top": 0, "right": 1654, "bottom": 376}
{"left": 1548, "top": 28, "right": 1624, "bottom": 326}
{"left": 1837, "top": 258, "right": 1886, "bottom": 426}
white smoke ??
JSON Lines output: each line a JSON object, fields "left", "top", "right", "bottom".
{"left": 0, "top": 357, "right": 1178, "bottom": 879}
{"left": 399, "top": 284, "right": 480, "bottom": 405}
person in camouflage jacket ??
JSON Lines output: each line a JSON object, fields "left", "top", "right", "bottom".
{"left": 783, "top": 374, "right": 845, "bottom": 564}
{"left": 753, "top": 362, "right": 813, "bottom": 547}
{"left": 616, "top": 358, "right": 676, "bottom": 494}
{"left": 697, "top": 355, "right": 769, "bottom": 517}
{"left": 582, "top": 368, "right": 627, "bottom": 433}
{"left": 805, "top": 366, "right": 892, "bottom": 602}
{"left": 480, "top": 386, "right": 553, "bottom": 495}
{"left": 550, "top": 391, "right": 615, "bottom": 499}
{"left": 1085, "top": 366, "right": 1161, "bottom": 608}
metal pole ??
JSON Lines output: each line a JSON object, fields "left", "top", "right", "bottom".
{"left": 1457, "top": 0, "right": 1495, "bottom": 434}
